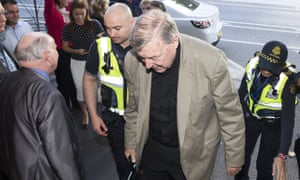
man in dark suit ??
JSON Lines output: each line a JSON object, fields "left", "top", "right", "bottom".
{"left": 0, "top": 32, "right": 83, "bottom": 180}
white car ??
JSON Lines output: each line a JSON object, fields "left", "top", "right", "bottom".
{"left": 162, "top": 0, "right": 222, "bottom": 45}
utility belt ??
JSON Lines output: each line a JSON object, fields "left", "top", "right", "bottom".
{"left": 258, "top": 117, "right": 280, "bottom": 124}
{"left": 244, "top": 104, "right": 281, "bottom": 124}
{"left": 248, "top": 114, "right": 281, "bottom": 125}
{"left": 101, "top": 108, "right": 124, "bottom": 127}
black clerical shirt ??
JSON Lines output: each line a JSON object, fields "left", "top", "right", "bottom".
{"left": 149, "top": 45, "right": 180, "bottom": 147}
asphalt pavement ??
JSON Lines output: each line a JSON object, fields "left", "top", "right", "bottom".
{"left": 72, "top": 59, "right": 300, "bottom": 180}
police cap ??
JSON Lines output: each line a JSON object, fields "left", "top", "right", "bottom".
{"left": 258, "top": 40, "right": 288, "bottom": 75}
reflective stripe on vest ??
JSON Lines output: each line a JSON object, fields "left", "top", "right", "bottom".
{"left": 97, "top": 37, "right": 126, "bottom": 115}
{"left": 245, "top": 57, "right": 288, "bottom": 119}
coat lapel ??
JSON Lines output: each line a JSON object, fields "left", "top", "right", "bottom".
{"left": 177, "top": 41, "right": 193, "bottom": 147}
{"left": 139, "top": 68, "right": 151, "bottom": 119}
{"left": 137, "top": 66, "right": 152, "bottom": 148}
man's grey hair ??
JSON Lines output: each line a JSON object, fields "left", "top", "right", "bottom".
{"left": 14, "top": 32, "right": 54, "bottom": 62}
{"left": 130, "top": 9, "right": 179, "bottom": 51}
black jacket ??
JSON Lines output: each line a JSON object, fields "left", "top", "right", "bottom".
{"left": 0, "top": 68, "right": 83, "bottom": 180}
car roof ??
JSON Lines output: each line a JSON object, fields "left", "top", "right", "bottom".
{"left": 162, "top": 0, "right": 218, "bottom": 17}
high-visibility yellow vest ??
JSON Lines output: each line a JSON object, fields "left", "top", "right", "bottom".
{"left": 245, "top": 57, "right": 289, "bottom": 119}
{"left": 97, "top": 37, "right": 127, "bottom": 115}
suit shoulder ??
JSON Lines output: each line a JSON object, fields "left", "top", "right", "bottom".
{"left": 180, "top": 34, "right": 227, "bottom": 66}
{"left": 125, "top": 49, "right": 140, "bottom": 67}
{"left": 180, "top": 34, "right": 226, "bottom": 58}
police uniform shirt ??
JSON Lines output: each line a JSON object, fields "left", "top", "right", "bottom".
{"left": 85, "top": 38, "right": 132, "bottom": 76}
{"left": 238, "top": 68, "right": 296, "bottom": 155}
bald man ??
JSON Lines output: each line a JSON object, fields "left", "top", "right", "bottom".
{"left": 0, "top": 32, "right": 83, "bottom": 180}
{"left": 83, "top": 3, "right": 134, "bottom": 179}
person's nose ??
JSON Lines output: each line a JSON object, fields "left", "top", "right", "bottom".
{"left": 0, "top": 12, "right": 6, "bottom": 20}
{"left": 108, "top": 29, "right": 116, "bottom": 38}
{"left": 143, "top": 59, "right": 154, "bottom": 69}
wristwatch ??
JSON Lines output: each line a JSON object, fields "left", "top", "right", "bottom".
{"left": 277, "top": 153, "right": 287, "bottom": 160}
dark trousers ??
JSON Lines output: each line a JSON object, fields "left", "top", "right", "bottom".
{"left": 138, "top": 137, "right": 186, "bottom": 180}
{"left": 295, "top": 137, "right": 300, "bottom": 179}
{"left": 107, "top": 121, "right": 130, "bottom": 180}
{"left": 55, "top": 49, "right": 77, "bottom": 108}
{"left": 235, "top": 117, "right": 280, "bottom": 180}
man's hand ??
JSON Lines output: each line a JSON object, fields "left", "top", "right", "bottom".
{"left": 226, "top": 167, "right": 241, "bottom": 176}
{"left": 272, "top": 156, "right": 286, "bottom": 180}
{"left": 91, "top": 116, "right": 108, "bottom": 136}
{"left": 125, "top": 148, "right": 136, "bottom": 163}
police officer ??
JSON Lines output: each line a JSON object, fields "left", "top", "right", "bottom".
{"left": 83, "top": 3, "right": 135, "bottom": 180}
{"left": 235, "top": 41, "right": 296, "bottom": 180}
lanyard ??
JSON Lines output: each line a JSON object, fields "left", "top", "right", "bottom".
{"left": 250, "top": 72, "right": 269, "bottom": 102}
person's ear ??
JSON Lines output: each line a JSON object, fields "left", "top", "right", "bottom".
{"left": 172, "top": 36, "right": 179, "bottom": 49}
{"left": 44, "top": 51, "right": 53, "bottom": 65}
{"left": 129, "top": 17, "right": 135, "bottom": 27}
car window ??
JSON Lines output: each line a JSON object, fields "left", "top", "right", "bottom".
{"left": 163, "top": 0, "right": 199, "bottom": 12}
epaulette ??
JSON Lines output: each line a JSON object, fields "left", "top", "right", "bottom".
{"left": 283, "top": 68, "right": 294, "bottom": 76}
{"left": 96, "top": 32, "right": 104, "bottom": 39}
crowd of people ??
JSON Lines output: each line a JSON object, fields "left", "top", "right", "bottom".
{"left": 0, "top": 0, "right": 300, "bottom": 180}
